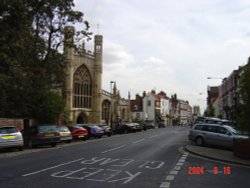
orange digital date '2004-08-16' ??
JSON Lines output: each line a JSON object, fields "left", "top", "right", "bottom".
{"left": 188, "top": 166, "right": 231, "bottom": 175}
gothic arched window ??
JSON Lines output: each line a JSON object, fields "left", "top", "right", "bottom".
{"left": 102, "top": 100, "right": 110, "bottom": 124}
{"left": 73, "top": 65, "right": 92, "bottom": 108}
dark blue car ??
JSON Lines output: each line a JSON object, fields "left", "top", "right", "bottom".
{"left": 78, "top": 124, "right": 104, "bottom": 139}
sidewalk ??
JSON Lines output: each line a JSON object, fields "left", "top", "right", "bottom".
{"left": 185, "top": 144, "right": 250, "bottom": 167}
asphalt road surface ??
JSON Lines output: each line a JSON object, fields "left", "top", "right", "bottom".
{"left": 0, "top": 126, "right": 249, "bottom": 188}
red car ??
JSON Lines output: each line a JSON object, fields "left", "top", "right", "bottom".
{"left": 68, "top": 125, "right": 88, "bottom": 140}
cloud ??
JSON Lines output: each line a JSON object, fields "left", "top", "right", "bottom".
{"left": 75, "top": 0, "right": 250, "bottom": 113}
{"left": 103, "top": 40, "right": 135, "bottom": 69}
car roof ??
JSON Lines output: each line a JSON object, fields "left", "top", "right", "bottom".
{"left": 221, "top": 119, "right": 232, "bottom": 122}
{"left": 193, "top": 123, "right": 229, "bottom": 128}
{"left": 0, "top": 126, "right": 16, "bottom": 128}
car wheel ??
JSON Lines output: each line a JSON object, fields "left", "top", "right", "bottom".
{"left": 17, "top": 146, "right": 23, "bottom": 151}
{"left": 51, "top": 143, "right": 57, "bottom": 147}
{"left": 124, "top": 129, "right": 128, "bottom": 134}
{"left": 195, "top": 137, "right": 205, "bottom": 146}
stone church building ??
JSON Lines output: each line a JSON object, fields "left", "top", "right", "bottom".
{"left": 63, "top": 26, "right": 130, "bottom": 126}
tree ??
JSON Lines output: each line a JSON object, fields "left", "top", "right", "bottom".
{"left": 237, "top": 62, "right": 250, "bottom": 136}
{"left": 0, "top": 0, "right": 91, "bottom": 123}
{"left": 33, "top": 90, "right": 65, "bottom": 123}
{"left": 205, "top": 104, "right": 215, "bottom": 117}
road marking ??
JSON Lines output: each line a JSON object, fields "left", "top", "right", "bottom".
{"left": 160, "top": 153, "right": 189, "bottom": 187}
{"left": 170, "top": 170, "right": 178, "bottom": 175}
{"left": 101, "top": 145, "right": 126, "bottom": 154}
{"left": 132, "top": 139, "right": 145, "bottom": 144}
{"left": 176, "top": 162, "right": 184, "bottom": 166}
{"left": 174, "top": 166, "right": 181, "bottom": 170}
{"left": 22, "top": 157, "right": 85, "bottom": 177}
{"left": 160, "top": 182, "right": 170, "bottom": 188}
{"left": 165, "top": 175, "right": 175, "bottom": 181}
{"left": 178, "top": 159, "right": 185, "bottom": 163}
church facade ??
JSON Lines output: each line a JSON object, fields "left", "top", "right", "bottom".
{"left": 63, "top": 26, "right": 130, "bottom": 126}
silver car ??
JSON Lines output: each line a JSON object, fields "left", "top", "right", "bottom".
{"left": 0, "top": 126, "right": 24, "bottom": 151}
{"left": 188, "top": 124, "right": 248, "bottom": 148}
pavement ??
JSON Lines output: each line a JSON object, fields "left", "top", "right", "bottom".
{"left": 185, "top": 144, "right": 250, "bottom": 167}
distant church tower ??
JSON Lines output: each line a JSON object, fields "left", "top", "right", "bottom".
{"left": 63, "top": 26, "right": 103, "bottom": 124}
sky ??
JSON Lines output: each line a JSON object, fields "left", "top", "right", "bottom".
{"left": 74, "top": 0, "right": 250, "bottom": 113}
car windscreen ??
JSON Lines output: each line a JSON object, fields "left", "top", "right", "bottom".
{"left": 38, "top": 126, "right": 57, "bottom": 133}
{"left": 89, "top": 125, "right": 101, "bottom": 129}
{"left": 0, "top": 127, "right": 17, "bottom": 134}
{"left": 57, "top": 126, "right": 69, "bottom": 132}
{"left": 224, "top": 126, "right": 242, "bottom": 135}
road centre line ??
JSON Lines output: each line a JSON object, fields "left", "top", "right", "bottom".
{"left": 132, "top": 139, "right": 145, "bottom": 144}
{"left": 22, "top": 157, "right": 85, "bottom": 177}
{"left": 101, "top": 145, "right": 126, "bottom": 154}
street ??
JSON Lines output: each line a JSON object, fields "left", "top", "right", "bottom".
{"left": 0, "top": 127, "right": 249, "bottom": 188}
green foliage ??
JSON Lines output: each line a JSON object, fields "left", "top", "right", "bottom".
{"left": 32, "top": 90, "right": 65, "bottom": 124}
{"left": 0, "top": 0, "right": 91, "bottom": 123}
{"left": 205, "top": 104, "right": 215, "bottom": 117}
{"left": 237, "top": 63, "right": 250, "bottom": 136}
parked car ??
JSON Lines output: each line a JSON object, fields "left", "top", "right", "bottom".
{"left": 57, "top": 125, "right": 73, "bottom": 143}
{"left": 137, "top": 121, "right": 152, "bottom": 131}
{"left": 193, "top": 116, "right": 206, "bottom": 125}
{"left": 114, "top": 123, "right": 141, "bottom": 134}
{"left": 147, "top": 122, "right": 156, "bottom": 129}
{"left": 0, "top": 126, "right": 24, "bottom": 151}
{"left": 97, "top": 124, "right": 112, "bottom": 137}
{"left": 188, "top": 123, "right": 248, "bottom": 149}
{"left": 23, "top": 124, "right": 60, "bottom": 148}
{"left": 68, "top": 125, "right": 88, "bottom": 140}
{"left": 193, "top": 117, "right": 222, "bottom": 126}
{"left": 78, "top": 124, "right": 104, "bottom": 138}
{"left": 158, "top": 121, "right": 166, "bottom": 128}
{"left": 204, "top": 117, "right": 222, "bottom": 125}
{"left": 221, "top": 119, "right": 235, "bottom": 127}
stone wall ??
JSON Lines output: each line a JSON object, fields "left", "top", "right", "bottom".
{"left": 0, "top": 118, "right": 24, "bottom": 131}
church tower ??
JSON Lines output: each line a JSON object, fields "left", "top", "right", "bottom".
{"left": 63, "top": 25, "right": 104, "bottom": 124}
{"left": 63, "top": 26, "right": 75, "bottom": 121}
{"left": 91, "top": 35, "right": 103, "bottom": 123}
